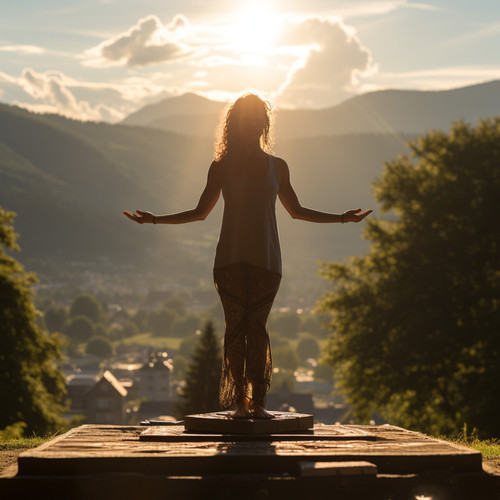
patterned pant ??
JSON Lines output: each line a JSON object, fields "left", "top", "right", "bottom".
{"left": 214, "top": 262, "right": 281, "bottom": 409}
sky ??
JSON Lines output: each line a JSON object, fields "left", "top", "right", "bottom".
{"left": 1, "top": 0, "right": 499, "bottom": 122}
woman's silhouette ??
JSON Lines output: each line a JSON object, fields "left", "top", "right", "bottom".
{"left": 124, "top": 93, "right": 371, "bottom": 419}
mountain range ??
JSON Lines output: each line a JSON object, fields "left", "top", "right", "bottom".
{"left": 122, "top": 80, "right": 500, "bottom": 138}
{"left": 1, "top": 79, "right": 497, "bottom": 295}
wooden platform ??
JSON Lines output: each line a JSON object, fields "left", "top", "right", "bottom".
{"left": 183, "top": 410, "right": 314, "bottom": 434}
{"left": 2, "top": 424, "right": 499, "bottom": 500}
{"left": 140, "top": 422, "right": 375, "bottom": 442}
{"left": 16, "top": 423, "right": 481, "bottom": 477}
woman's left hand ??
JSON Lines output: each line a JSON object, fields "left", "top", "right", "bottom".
{"left": 343, "top": 208, "right": 373, "bottom": 223}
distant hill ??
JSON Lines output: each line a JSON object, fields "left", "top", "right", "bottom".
{"left": 121, "top": 80, "right": 500, "bottom": 138}
{"left": 0, "top": 103, "right": 409, "bottom": 289}
{"left": 0, "top": 104, "right": 208, "bottom": 276}
{"left": 122, "top": 92, "right": 226, "bottom": 127}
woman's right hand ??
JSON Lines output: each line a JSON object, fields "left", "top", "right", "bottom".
{"left": 123, "top": 209, "right": 154, "bottom": 224}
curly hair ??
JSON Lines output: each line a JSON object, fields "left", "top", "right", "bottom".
{"left": 214, "top": 93, "right": 274, "bottom": 161}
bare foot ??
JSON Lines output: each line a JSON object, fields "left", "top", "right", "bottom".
{"left": 251, "top": 403, "right": 274, "bottom": 419}
{"left": 230, "top": 397, "right": 252, "bottom": 419}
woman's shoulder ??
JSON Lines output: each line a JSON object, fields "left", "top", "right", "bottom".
{"left": 269, "top": 155, "right": 289, "bottom": 181}
{"left": 208, "top": 159, "right": 225, "bottom": 184}
{"left": 210, "top": 158, "right": 228, "bottom": 171}
{"left": 269, "top": 154, "right": 288, "bottom": 166}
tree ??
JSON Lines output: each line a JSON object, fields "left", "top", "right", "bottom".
{"left": 314, "top": 362, "right": 334, "bottom": 382}
{"left": 175, "top": 321, "right": 222, "bottom": 418}
{"left": 297, "top": 336, "right": 320, "bottom": 363}
{"left": 64, "top": 315, "right": 95, "bottom": 343}
{"left": 269, "top": 312, "right": 301, "bottom": 338}
{"left": 178, "top": 334, "right": 199, "bottom": 358}
{"left": 114, "top": 321, "right": 139, "bottom": 340}
{"left": 44, "top": 305, "right": 68, "bottom": 333}
{"left": 132, "top": 309, "right": 149, "bottom": 332}
{"left": 273, "top": 345, "right": 300, "bottom": 371}
{"left": 69, "top": 293, "right": 102, "bottom": 323}
{"left": 86, "top": 336, "right": 113, "bottom": 358}
{"left": 172, "top": 313, "right": 202, "bottom": 337}
{"left": 318, "top": 120, "right": 500, "bottom": 437}
{"left": 148, "top": 307, "right": 178, "bottom": 336}
{"left": 172, "top": 355, "right": 188, "bottom": 381}
{"left": 0, "top": 206, "right": 67, "bottom": 435}
{"left": 163, "top": 296, "right": 187, "bottom": 317}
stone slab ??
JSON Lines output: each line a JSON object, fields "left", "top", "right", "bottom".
{"left": 299, "top": 460, "right": 378, "bottom": 477}
{"left": 183, "top": 411, "right": 313, "bottom": 434}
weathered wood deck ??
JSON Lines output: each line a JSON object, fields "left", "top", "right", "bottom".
{"left": 1, "top": 423, "right": 498, "bottom": 500}
{"left": 16, "top": 423, "right": 481, "bottom": 476}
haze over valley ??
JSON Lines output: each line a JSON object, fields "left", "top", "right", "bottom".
{"left": 2, "top": 80, "right": 498, "bottom": 304}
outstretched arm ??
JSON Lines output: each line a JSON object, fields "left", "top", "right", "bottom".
{"left": 123, "top": 161, "right": 222, "bottom": 224}
{"left": 276, "top": 158, "right": 372, "bottom": 223}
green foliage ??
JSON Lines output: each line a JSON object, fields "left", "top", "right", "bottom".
{"left": 113, "top": 321, "right": 139, "bottom": 340}
{"left": 64, "top": 315, "right": 95, "bottom": 343}
{"left": 440, "top": 424, "right": 500, "bottom": 458}
{"left": 273, "top": 345, "right": 300, "bottom": 371}
{"left": 300, "top": 314, "right": 329, "bottom": 337}
{"left": 178, "top": 334, "right": 199, "bottom": 358}
{"left": 132, "top": 309, "right": 149, "bottom": 332}
{"left": 163, "top": 296, "right": 187, "bottom": 317}
{"left": 69, "top": 293, "right": 103, "bottom": 323}
{"left": 318, "top": 120, "right": 500, "bottom": 437}
{"left": 296, "top": 336, "right": 320, "bottom": 362}
{"left": 269, "top": 371, "right": 296, "bottom": 394}
{"left": 270, "top": 335, "right": 289, "bottom": 349}
{"left": 86, "top": 336, "right": 113, "bottom": 358}
{"left": 175, "top": 321, "right": 222, "bottom": 418}
{"left": 172, "top": 313, "right": 202, "bottom": 337}
{"left": 148, "top": 308, "right": 178, "bottom": 336}
{"left": 0, "top": 206, "right": 67, "bottom": 435}
{"left": 44, "top": 305, "right": 68, "bottom": 333}
{"left": 269, "top": 312, "right": 301, "bottom": 339}
{"left": 314, "top": 362, "right": 334, "bottom": 382}
{"left": 172, "top": 355, "right": 188, "bottom": 381}
{"left": 117, "top": 332, "right": 182, "bottom": 351}
{"left": 0, "top": 434, "right": 50, "bottom": 450}
{"left": 0, "top": 422, "right": 27, "bottom": 440}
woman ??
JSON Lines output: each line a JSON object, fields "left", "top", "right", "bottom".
{"left": 124, "top": 93, "right": 372, "bottom": 419}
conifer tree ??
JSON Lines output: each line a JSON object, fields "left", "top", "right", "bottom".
{"left": 175, "top": 321, "right": 221, "bottom": 418}
{"left": 0, "top": 206, "right": 67, "bottom": 435}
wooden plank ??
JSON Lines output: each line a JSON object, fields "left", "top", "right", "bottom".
{"left": 140, "top": 424, "right": 376, "bottom": 442}
{"left": 183, "top": 411, "right": 313, "bottom": 434}
{"left": 299, "top": 460, "right": 378, "bottom": 477}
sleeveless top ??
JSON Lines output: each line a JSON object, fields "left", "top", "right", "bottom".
{"left": 214, "top": 154, "right": 282, "bottom": 275}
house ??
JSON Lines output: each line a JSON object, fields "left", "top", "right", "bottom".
{"left": 65, "top": 373, "right": 98, "bottom": 417}
{"left": 137, "top": 401, "right": 178, "bottom": 422}
{"left": 267, "top": 386, "right": 315, "bottom": 415}
{"left": 137, "top": 351, "right": 173, "bottom": 400}
{"left": 83, "top": 370, "right": 128, "bottom": 424}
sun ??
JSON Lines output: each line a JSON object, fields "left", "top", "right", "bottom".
{"left": 228, "top": 4, "right": 280, "bottom": 54}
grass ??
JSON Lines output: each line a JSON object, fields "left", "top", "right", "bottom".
{"left": 445, "top": 436, "right": 500, "bottom": 459}
{"left": 0, "top": 436, "right": 51, "bottom": 451}
{"left": 116, "top": 332, "right": 183, "bottom": 350}
{"left": 439, "top": 425, "right": 500, "bottom": 459}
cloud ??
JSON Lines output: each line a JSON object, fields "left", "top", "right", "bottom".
{"left": 0, "top": 45, "right": 45, "bottom": 54}
{"left": 84, "top": 14, "right": 193, "bottom": 67}
{"left": 0, "top": 68, "right": 185, "bottom": 122}
{"left": 2, "top": 68, "right": 124, "bottom": 121}
{"left": 276, "top": 17, "right": 376, "bottom": 108}
{"left": 360, "top": 66, "right": 500, "bottom": 92}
